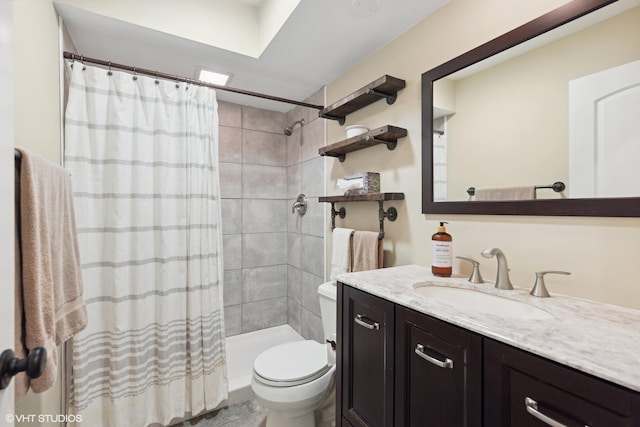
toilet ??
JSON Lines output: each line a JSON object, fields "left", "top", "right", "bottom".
{"left": 251, "top": 282, "right": 337, "bottom": 427}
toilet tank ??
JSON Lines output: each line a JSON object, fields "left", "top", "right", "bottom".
{"left": 317, "top": 281, "right": 337, "bottom": 341}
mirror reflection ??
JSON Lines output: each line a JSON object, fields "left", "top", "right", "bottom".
{"left": 432, "top": 0, "right": 640, "bottom": 202}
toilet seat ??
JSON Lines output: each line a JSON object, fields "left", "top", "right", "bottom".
{"left": 253, "top": 340, "right": 330, "bottom": 387}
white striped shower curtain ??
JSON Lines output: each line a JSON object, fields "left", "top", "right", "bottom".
{"left": 64, "top": 63, "right": 227, "bottom": 426}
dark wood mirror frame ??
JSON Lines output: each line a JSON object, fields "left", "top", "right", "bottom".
{"left": 421, "top": 0, "right": 640, "bottom": 217}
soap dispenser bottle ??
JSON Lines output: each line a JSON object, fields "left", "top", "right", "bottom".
{"left": 432, "top": 221, "right": 452, "bottom": 277}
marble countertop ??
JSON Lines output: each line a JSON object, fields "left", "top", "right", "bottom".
{"left": 336, "top": 264, "right": 640, "bottom": 393}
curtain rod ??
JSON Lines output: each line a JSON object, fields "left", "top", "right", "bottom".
{"left": 63, "top": 52, "right": 324, "bottom": 111}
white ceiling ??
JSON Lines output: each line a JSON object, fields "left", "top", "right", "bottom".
{"left": 55, "top": 0, "right": 447, "bottom": 112}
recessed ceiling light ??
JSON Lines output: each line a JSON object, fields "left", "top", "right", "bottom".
{"left": 197, "top": 68, "right": 233, "bottom": 86}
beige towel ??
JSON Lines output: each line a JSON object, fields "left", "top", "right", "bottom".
{"left": 16, "top": 148, "right": 88, "bottom": 396}
{"left": 14, "top": 159, "right": 29, "bottom": 397}
{"left": 474, "top": 186, "right": 536, "bottom": 201}
{"left": 352, "top": 231, "right": 383, "bottom": 272}
{"left": 330, "top": 227, "right": 354, "bottom": 279}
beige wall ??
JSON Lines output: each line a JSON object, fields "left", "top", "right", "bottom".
{"left": 13, "top": 1, "right": 64, "bottom": 424}
{"left": 326, "top": 0, "right": 640, "bottom": 310}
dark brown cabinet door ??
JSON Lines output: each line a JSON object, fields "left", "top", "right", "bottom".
{"left": 340, "top": 285, "right": 395, "bottom": 427}
{"left": 484, "top": 339, "right": 640, "bottom": 427}
{"left": 395, "top": 306, "right": 482, "bottom": 427}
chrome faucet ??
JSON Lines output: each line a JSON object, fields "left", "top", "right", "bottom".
{"left": 480, "top": 248, "right": 514, "bottom": 290}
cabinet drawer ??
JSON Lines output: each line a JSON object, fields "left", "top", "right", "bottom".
{"left": 395, "top": 307, "right": 482, "bottom": 427}
{"left": 485, "top": 339, "right": 640, "bottom": 426}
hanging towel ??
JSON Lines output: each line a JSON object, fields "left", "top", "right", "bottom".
{"left": 352, "top": 231, "right": 383, "bottom": 272}
{"left": 330, "top": 227, "right": 354, "bottom": 279}
{"left": 15, "top": 148, "right": 88, "bottom": 396}
{"left": 474, "top": 186, "right": 536, "bottom": 201}
{"left": 14, "top": 158, "right": 29, "bottom": 397}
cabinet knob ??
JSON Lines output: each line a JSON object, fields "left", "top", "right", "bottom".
{"left": 0, "top": 347, "right": 47, "bottom": 390}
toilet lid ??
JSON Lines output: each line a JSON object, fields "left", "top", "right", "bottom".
{"left": 253, "top": 340, "right": 329, "bottom": 385}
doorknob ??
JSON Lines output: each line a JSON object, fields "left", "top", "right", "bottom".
{"left": 0, "top": 347, "right": 47, "bottom": 389}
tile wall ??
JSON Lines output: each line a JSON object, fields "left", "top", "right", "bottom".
{"left": 219, "top": 91, "right": 326, "bottom": 341}
{"left": 219, "top": 101, "right": 289, "bottom": 336}
{"left": 285, "top": 89, "right": 327, "bottom": 342}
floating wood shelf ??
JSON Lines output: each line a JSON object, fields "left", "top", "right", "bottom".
{"left": 319, "top": 193, "right": 405, "bottom": 239}
{"left": 319, "top": 125, "right": 407, "bottom": 162}
{"left": 320, "top": 75, "right": 406, "bottom": 125}
{"left": 319, "top": 192, "right": 405, "bottom": 203}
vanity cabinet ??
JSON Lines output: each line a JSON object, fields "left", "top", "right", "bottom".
{"left": 337, "top": 283, "right": 640, "bottom": 427}
{"left": 339, "top": 284, "right": 481, "bottom": 427}
{"left": 484, "top": 339, "right": 640, "bottom": 426}
{"left": 395, "top": 306, "right": 482, "bottom": 427}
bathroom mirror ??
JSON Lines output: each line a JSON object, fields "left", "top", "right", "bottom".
{"left": 421, "top": 0, "right": 640, "bottom": 216}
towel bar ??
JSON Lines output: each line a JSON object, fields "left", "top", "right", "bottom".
{"left": 325, "top": 201, "right": 398, "bottom": 240}
{"left": 467, "top": 181, "right": 565, "bottom": 196}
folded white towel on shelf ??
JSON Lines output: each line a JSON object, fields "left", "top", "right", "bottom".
{"left": 330, "top": 227, "right": 354, "bottom": 279}
{"left": 474, "top": 186, "right": 536, "bottom": 201}
{"left": 337, "top": 178, "right": 364, "bottom": 191}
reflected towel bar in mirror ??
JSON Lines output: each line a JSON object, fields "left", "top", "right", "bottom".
{"left": 466, "top": 182, "right": 566, "bottom": 197}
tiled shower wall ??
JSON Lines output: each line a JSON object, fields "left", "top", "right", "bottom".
{"left": 219, "top": 94, "right": 326, "bottom": 340}
{"left": 285, "top": 89, "right": 327, "bottom": 342}
{"left": 219, "top": 101, "right": 289, "bottom": 336}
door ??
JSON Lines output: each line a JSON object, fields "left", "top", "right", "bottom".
{"left": 569, "top": 59, "right": 640, "bottom": 198}
{"left": 0, "top": 0, "right": 15, "bottom": 424}
{"left": 395, "top": 307, "right": 482, "bottom": 427}
{"left": 341, "top": 285, "right": 394, "bottom": 427}
{"left": 484, "top": 339, "right": 640, "bottom": 426}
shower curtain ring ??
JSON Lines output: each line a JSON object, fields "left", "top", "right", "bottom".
{"left": 132, "top": 67, "right": 137, "bottom": 81}
{"left": 175, "top": 75, "right": 180, "bottom": 89}
{"left": 107, "top": 61, "right": 113, "bottom": 76}
{"left": 80, "top": 55, "right": 86, "bottom": 71}
{"left": 154, "top": 71, "right": 159, "bottom": 85}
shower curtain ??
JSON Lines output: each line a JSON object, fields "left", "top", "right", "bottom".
{"left": 64, "top": 63, "right": 227, "bottom": 426}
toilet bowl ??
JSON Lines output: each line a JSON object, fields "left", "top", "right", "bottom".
{"left": 251, "top": 282, "right": 337, "bottom": 427}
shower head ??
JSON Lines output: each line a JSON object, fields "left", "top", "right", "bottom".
{"left": 284, "top": 119, "right": 305, "bottom": 136}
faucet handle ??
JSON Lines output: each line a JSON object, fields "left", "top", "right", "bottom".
{"left": 530, "top": 270, "right": 570, "bottom": 298}
{"left": 456, "top": 256, "right": 484, "bottom": 283}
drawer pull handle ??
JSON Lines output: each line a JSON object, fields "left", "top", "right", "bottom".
{"left": 354, "top": 314, "right": 379, "bottom": 330}
{"left": 525, "top": 397, "right": 590, "bottom": 427}
{"left": 414, "top": 344, "right": 454, "bottom": 369}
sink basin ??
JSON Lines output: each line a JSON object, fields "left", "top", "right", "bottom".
{"left": 412, "top": 284, "right": 554, "bottom": 320}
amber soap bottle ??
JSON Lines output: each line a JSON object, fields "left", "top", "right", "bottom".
{"left": 431, "top": 221, "right": 452, "bottom": 277}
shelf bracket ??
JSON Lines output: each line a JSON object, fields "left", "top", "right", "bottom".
{"left": 378, "top": 202, "right": 398, "bottom": 240}
{"left": 330, "top": 203, "right": 347, "bottom": 229}
{"left": 320, "top": 113, "right": 346, "bottom": 126}
{"left": 320, "top": 152, "right": 346, "bottom": 162}
{"left": 365, "top": 135, "right": 397, "bottom": 151}
{"left": 366, "top": 88, "right": 397, "bottom": 105}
